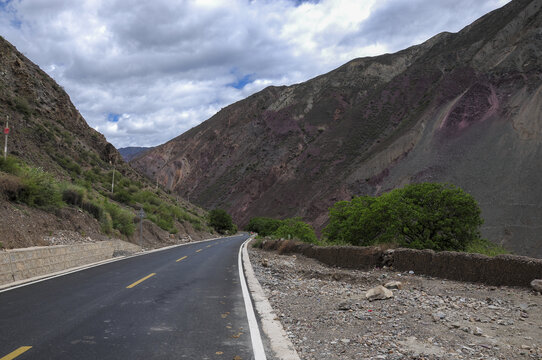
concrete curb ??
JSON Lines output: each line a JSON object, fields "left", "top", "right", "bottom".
{"left": 241, "top": 238, "right": 301, "bottom": 360}
{"left": 0, "top": 235, "right": 228, "bottom": 293}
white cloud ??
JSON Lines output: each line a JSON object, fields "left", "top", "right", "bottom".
{"left": 0, "top": 0, "right": 510, "bottom": 147}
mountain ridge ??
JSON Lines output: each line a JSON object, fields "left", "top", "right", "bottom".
{"left": 131, "top": 0, "right": 542, "bottom": 257}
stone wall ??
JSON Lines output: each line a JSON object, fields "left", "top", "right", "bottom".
{"left": 260, "top": 239, "right": 542, "bottom": 288}
{"left": 0, "top": 240, "right": 141, "bottom": 286}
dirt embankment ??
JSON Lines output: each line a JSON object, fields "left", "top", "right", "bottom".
{"left": 249, "top": 246, "right": 542, "bottom": 359}
{"left": 0, "top": 200, "right": 213, "bottom": 250}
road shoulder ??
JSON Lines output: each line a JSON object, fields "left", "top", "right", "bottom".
{"left": 241, "top": 238, "right": 300, "bottom": 360}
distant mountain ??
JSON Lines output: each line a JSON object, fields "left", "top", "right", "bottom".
{"left": 118, "top": 147, "right": 151, "bottom": 161}
{"left": 131, "top": 0, "right": 542, "bottom": 257}
{"left": 0, "top": 35, "right": 211, "bottom": 248}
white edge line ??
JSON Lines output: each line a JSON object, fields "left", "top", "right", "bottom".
{"left": 238, "top": 238, "right": 267, "bottom": 360}
{"left": 242, "top": 239, "right": 301, "bottom": 360}
{"left": 0, "top": 235, "right": 237, "bottom": 293}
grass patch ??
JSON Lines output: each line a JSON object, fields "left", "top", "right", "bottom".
{"left": 466, "top": 238, "right": 508, "bottom": 256}
{"left": 251, "top": 238, "right": 264, "bottom": 248}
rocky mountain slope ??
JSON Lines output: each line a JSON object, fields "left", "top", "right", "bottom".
{"left": 118, "top": 147, "right": 151, "bottom": 162}
{"left": 131, "top": 0, "right": 542, "bottom": 257}
{"left": 0, "top": 35, "right": 212, "bottom": 249}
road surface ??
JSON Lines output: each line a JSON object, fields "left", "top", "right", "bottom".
{"left": 0, "top": 234, "right": 257, "bottom": 359}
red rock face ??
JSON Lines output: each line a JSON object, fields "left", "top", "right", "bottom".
{"left": 439, "top": 82, "right": 499, "bottom": 136}
{"left": 132, "top": 0, "right": 542, "bottom": 257}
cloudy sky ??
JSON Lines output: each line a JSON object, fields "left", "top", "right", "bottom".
{"left": 0, "top": 0, "right": 510, "bottom": 148}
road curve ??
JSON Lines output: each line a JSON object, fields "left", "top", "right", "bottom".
{"left": 0, "top": 234, "right": 256, "bottom": 359}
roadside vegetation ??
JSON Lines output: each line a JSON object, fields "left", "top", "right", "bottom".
{"left": 327, "top": 183, "right": 508, "bottom": 255}
{"left": 324, "top": 183, "right": 506, "bottom": 255}
{"left": 246, "top": 216, "right": 318, "bottom": 244}
{"left": 208, "top": 208, "right": 237, "bottom": 235}
{"left": 0, "top": 155, "right": 210, "bottom": 238}
{"left": 249, "top": 183, "right": 507, "bottom": 256}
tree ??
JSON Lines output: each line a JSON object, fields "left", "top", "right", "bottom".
{"left": 324, "top": 183, "right": 483, "bottom": 251}
{"left": 208, "top": 208, "right": 235, "bottom": 234}
{"left": 273, "top": 218, "right": 318, "bottom": 244}
{"left": 246, "top": 217, "right": 283, "bottom": 236}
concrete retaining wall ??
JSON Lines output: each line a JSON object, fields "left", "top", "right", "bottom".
{"left": 0, "top": 240, "right": 141, "bottom": 286}
{"left": 260, "top": 239, "right": 542, "bottom": 288}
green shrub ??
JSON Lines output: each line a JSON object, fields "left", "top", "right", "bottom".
{"left": 273, "top": 218, "right": 318, "bottom": 244}
{"left": 19, "top": 167, "right": 63, "bottom": 209}
{"left": 324, "top": 182, "right": 484, "bottom": 251}
{"left": 57, "top": 156, "right": 81, "bottom": 176}
{"left": 133, "top": 190, "right": 161, "bottom": 206}
{"left": 82, "top": 199, "right": 103, "bottom": 220}
{"left": 0, "top": 173, "right": 23, "bottom": 201}
{"left": 62, "top": 186, "right": 85, "bottom": 206}
{"left": 100, "top": 212, "right": 113, "bottom": 234}
{"left": 208, "top": 208, "right": 235, "bottom": 234}
{"left": 0, "top": 156, "right": 22, "bottom": 175}
{"left": 103, "top": 200, "right": 135, "bottom": 236}
{"left": 14, "top": 96, "right": 32, "bottom": 117}
{"left": 193, "top": 222, "right": 203, "bottom": 231}
{"left": 228, "top": 223, "right": 238, "bottom": 235}
{"left": 246, "top": 217, "right": 283, "bottom": 236}
{"left": 113, "top": 188, "right": 133, "bottom": 205}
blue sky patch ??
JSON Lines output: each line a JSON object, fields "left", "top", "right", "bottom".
{"left": 0, "top": 1, "right": 12, "bottom": 11}
{"left": 10, "top": 18, "right": 21, "bottom": 28}
{"left": 291, "top": 0, "right": 320, "bottom": 6}
{"left": 227, "top": 74, "right": 254, "bottom": 89}
{"left": 0, "top": 0, "right": 21, "bottom": 28}
{"left": 107, "top": 113, "right": 121, "bottom": 122}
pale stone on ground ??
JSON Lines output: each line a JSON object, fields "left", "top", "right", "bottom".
{"left": 366, "top": 285, "right": 394, "bottom": 301}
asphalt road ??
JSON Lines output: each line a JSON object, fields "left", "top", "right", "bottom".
{"left": 0, "top": 234, "right": 256, "bottom": 359}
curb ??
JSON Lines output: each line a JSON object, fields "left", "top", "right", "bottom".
{"left": 241, "top": 238, "right": 301, "bottom": 360}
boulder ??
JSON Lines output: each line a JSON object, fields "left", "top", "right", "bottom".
{"left": 365, "top": 285, "right": 393, "bottom": 301}
{"left": 531, "top": 279, "right": 542, "bottom": 292}
{"left": 384, "top": 281, "right": 403, "bottom": 290}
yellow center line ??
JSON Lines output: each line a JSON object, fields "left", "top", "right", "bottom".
{"left": 1, "top": 346, "right": 32, "bottom": 360}
{"left": 126, "top": 273, "right": 156, "bottom": 288}
{"left": 176, "top": 256, "right": 188, "bottom": 262}
{"left": 196, "top": 249, "right": 202, "bottom": 253}
{"left": 206, "top": 245, "right": 212, "bottom": 248}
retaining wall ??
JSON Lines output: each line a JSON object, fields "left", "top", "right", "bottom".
{"left": 260, "top": 239, "right": 542, "bottom": 288}
{"left": 0, "top": 240, "right": 141, "bottom": 286}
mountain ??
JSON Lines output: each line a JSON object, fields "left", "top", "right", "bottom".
{"left": 0, "top": 35, "right": 212, "bottom": 249}
{"left": 118, "top": 147, "right": 152, "bottom": 162}
{"left": 131, "top": 0, "right": 542, "bottom": 257}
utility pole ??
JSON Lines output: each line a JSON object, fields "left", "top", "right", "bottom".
{"left": 139, "top": 208, "right": 145, "bottom": 250}
{"left": 4, "top": 116, "right": 9, "bottom": 160}
{"left": 111, "top": 160, "right": 115, "bottom": 193}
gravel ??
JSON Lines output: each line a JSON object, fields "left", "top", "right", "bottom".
{"left": 249, "top": 246, "right": 542, "bottom": 359}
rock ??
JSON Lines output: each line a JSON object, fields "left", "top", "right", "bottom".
{"left": 432, "top": 312, "right": 446, "bottom": 321}
{"left": 531, "top": 279, "right": 542, "bottom": 292}
{"left": 261, "top": 258, "right": 269, "bottom": 267}
{"left": 366, "top": 285, "right": 393, "bottom": 301}
{"left": 384, "top": 281, "right": 403, "bottom": 290}
{"left": 473, "top": 327, "right": 483, "bottom": 336}
{"left": 337, "top": 301, "right": 352, "bottom": 311}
